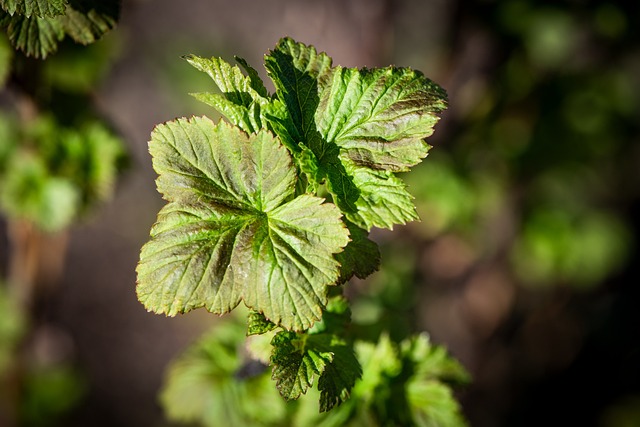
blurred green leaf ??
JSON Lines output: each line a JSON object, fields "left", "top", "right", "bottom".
{"left": 0, "top": 113, "right": 18, "bottom": 172}
{"left": 0, "top": 152, "right": 80, "bottom": 231}
{"left": 42, "top": 37, "right": 116, "bottom": 92}
{"left": 21, "top": 364, "right": 87, "bottom": 426}
{"left": 59, "top": 0, "right": 118, "bottom": 46}
{"left": 0, "top": 284, "right": 26, "bottom": 375}
{"left": 0, "top": 31, "right": 12, "bottom": 84}
{"left": 0, "top": 114, "right": 125, "bottom": 231}
{"left": 185, "top": 54, "right": 271, "bottom": 134}
{"left": 513, "top": 207, "right": 630, "bottom": 289}
{"left": 161, "top": 321, "right": 287, "bottom": 427}
{"left": 0, "top": 0, "right": 119, "bottom": 58}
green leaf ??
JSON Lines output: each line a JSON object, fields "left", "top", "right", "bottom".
{"left": 247, "top": 310, "right": 276, "bottom": 336}
{"left": 234, "top": 55, "right": 268, "bottom": 97}
{"left": 161, "top": 321, "right": 287, "bottom": 427}
{"left": 401, "top": 333, "right": 470, "bottom": 385}
{"left": 307, "top": 294, "right": 352, "bottom": 336}
{"left": 264, "top": 37, "right": 333, "bottom": 148}
{"left": 24, "top": 116, "right": 125, "bottom": 209}
{"left": 271, "top": 296, "right": 361, "bottom": 412}
{"left": 334, "top": 221, "right": 380, "bottom": 284}
{"left": 317, "top": 66, "right": 445, "bottom": 172}
{"left": 402, "top": 334, "right": 469, "bottom": 427}
{"left": 185, "top": 55, "right": 270, "bottom": 134}
{"left": 350, "top": 333, "right": 469, "bottom": 426}
{"left": 0, "top": 32, "right": 12, "bottom": 85}
{"left": 136, "top": 117, "right": 350, "bottom": 331}
{"left": 76, "top": 121, "right": 125, "bottom": 205}
{"left": 0, "top": 1, "right": 118, "bottom": 57}
{"left": 271, "top": 331, "right": 332, "bottom": 401}
{"left": 264, "top": 38, "right": 447, "bottom": 230}
{"left": 317, "top": 338, "right": 361, "bottom": 412}
{"left": 406, "top": 381, "right": 468, "bottom": 427}
{"left": 0, "top": 114, "right": 124, "bottom": 231}
{"left": 0, "top": 0, "right": 66, "bottom": 18}
{"left": 0, "top": 11, "right": 64, "bottom": 58}
{"left": 265, "top": 38, "right": 359, "bottom": 210}
{"left": 59, "top": 0, "right": 119, "bottom": 45}
{"left": 346, "top": 164, "right": 418, "bottom": 230}
{"left": 271, "top": 329, "right": 360, "bottom": 411}
{"left": 353, "top": 333, "right": 402, "bottom": 403}
{"left": 0, "top": 152, "right": 80, "bottom": 231}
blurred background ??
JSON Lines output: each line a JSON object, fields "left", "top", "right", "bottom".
{"left": 1, "top": 0, "right": 639, "bottom": 426}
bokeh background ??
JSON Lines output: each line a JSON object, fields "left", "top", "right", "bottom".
{"left": 2, "top": 0, "right": 640, "bottom": 426}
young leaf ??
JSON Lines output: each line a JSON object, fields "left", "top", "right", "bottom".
{"left": 264, "top": 36, "right": 333, "bottom": 148}
{"left": 185, "top": 55, "right": 269, "bottom": 134}
{"left": 264, "top": 38, "right": 447, "bottom": 231}
{"left": 271, "top": 331, "right": 332, "bottom": 401}
{"left": 271, "top": 296, "right": 361, "bottom": 412}
{"left": 136, "top": 117, "right": 350, "bottom": 331}
{"left": 247, "top": 310, "right": 276, "bottom": 336}
{"left": 234, "top": 55, "right": 268, "bottom": 97}
{"left": 264, "top": 38, "right": 359, "bottom": 211}
{"left": 334, "top": 221, "right": 380, "bottom": 284}
{"left": 0, "top": 0, "right": 67, "bottom": 18}
{"left": 271, "top": 330, "right": 360, "bottom": 411}
{"left": 345, "top": 163, "right": 418, "bottom": 230}
{"left": 401, "top": 333, "right": 470, "bottom": 385}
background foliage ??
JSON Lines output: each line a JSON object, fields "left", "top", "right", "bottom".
{"left": 0, "top": 0, "right": 639, "bottom": 426}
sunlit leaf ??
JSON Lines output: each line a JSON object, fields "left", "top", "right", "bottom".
{"left": 137, "top": 117, "right": 349, "bottom": 331}
{"left": 264, "top": 37, "right": 447, "bottom": 230}
{"left": 185, "top": 55, "right": 270, "bottom": 134}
